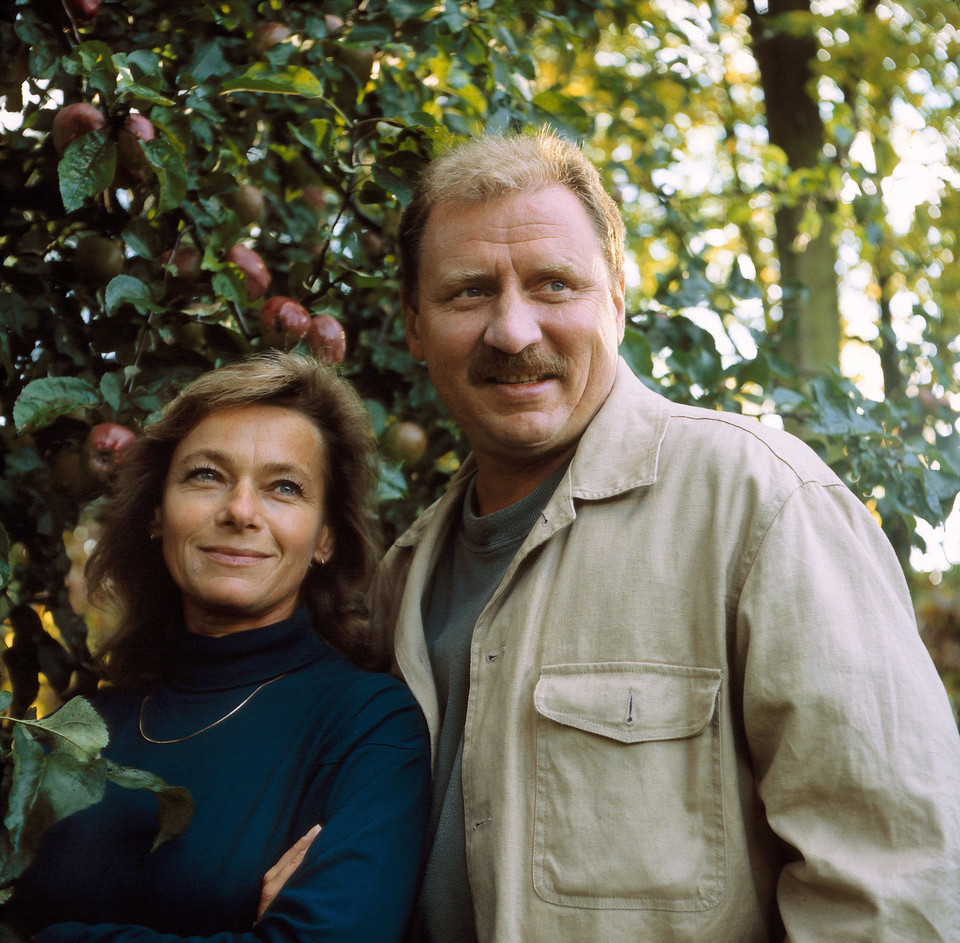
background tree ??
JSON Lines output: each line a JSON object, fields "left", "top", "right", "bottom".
{"left": 2, "top": 0, "right": 958, "bottom": 722}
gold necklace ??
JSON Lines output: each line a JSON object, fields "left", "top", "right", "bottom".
{"left": 138, "top": 672, "right": 289, "bottom": 744}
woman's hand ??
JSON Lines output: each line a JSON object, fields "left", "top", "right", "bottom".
{"left": 257, "top": 824, "right": 322, "bottom": 920}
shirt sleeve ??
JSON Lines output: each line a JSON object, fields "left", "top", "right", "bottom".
{"left": 32, "top": 685, "right": 431, "bottom": 943}
{"left": 737, "top": 480, "right": 960, "bottom": 941}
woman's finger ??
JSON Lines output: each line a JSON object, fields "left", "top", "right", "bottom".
{"left": 257, "top": 823, "right": 322, "bottom": 920}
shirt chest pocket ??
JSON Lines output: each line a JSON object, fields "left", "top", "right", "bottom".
{"left": 532, "top": 662, "right": 724, "bottom": 911}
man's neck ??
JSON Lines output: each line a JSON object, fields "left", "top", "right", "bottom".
{"left": 472, "top": 448, "right": 575, "bottom": 516}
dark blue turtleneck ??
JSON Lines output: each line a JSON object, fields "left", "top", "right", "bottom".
{"left": 6, "top": 609, "right": 430, "bottom": 943}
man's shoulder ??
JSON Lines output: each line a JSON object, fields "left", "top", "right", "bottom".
{"left": 582, "top": 361, "right": 840, "bottom": 496}
{"left": 663, "top": 397, "right": 839, "bottom": 487}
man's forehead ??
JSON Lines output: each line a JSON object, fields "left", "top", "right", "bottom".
{"left": 423, "top": 188, "right": 601, "bottom": 253}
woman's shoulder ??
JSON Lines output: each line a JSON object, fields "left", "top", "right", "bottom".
{"left": 311, "top": 645, "right": 418, "bottom": 707}
{"left": 301, "top": 648, "right": 426, "bottom": 747}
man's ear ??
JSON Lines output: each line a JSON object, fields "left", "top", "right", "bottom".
{"left": 401, "top": 286, "right": 425, "bottom": 362}
{"left": 612, "top": 274, "right": 626, "bottom": 344}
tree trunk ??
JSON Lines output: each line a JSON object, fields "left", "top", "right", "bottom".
{"left": 749, "top": 0, "right": 841, "bottom": 374}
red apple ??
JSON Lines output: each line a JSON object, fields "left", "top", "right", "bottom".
{"left": 381, "top": 421, "right": 427, "bottom": 466}
{"left": 159, "top": 245, "right": 202, "bottom": 283}
{"left": 113, "top": 113, "right": 155, "bottom": 188}
{"left": 224, "top": 244, "right": 270, "bottom": 301}
{"left": 259, "top": 296, "right": 311, "bottom": 347}
{"left": 251, "top": 22, "right": 291, "bottom": 55}
{"left": 85, "top": 423, "right": 137, "bottom": 478}
{"left": 65, "top": 0, "right": 99, "bottom": 21}
{"left": 52, "top": 103, "right": 106, "bottom": 155}
{"left": 305, "top": 314, "right": 346, "bottom": 364}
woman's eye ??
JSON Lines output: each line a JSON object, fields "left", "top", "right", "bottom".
{"left": 274, "top": 480, "right": 305, "bottom": 497}
{"left": 186, "top": 465, "right": 219, "bottom": 482}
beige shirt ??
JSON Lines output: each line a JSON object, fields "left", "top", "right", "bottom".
{"left": 372, "top": 359, "right": 960, "bottom": 942}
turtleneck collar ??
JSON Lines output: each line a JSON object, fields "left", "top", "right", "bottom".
{"left": 168, "top": 608, "right": 329, "bottom": 692}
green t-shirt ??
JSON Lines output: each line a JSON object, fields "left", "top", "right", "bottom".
{"left": 412, "top": 464, "right": 569, "bottom": 943}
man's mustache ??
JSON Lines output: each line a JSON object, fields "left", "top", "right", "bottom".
{"left": 467, "top": 348, "right": 568, "bottom": 384}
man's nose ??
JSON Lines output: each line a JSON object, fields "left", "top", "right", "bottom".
{"left": 482, "top": 289, "right": 543, "bottom": 354}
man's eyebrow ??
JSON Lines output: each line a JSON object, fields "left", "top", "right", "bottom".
{"left": 433, "top": 268, "right": 492, "bottom": 293}
{"left": 529, "top": 260, "right": 581, "bottom": 280}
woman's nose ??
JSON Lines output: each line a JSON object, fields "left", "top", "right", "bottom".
{"left": 218, "top": 481, "right": 262, "bottom": 528}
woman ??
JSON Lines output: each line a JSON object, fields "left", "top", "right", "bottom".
{"left": 4, "top": 353, "right": 430, "bottom": 942}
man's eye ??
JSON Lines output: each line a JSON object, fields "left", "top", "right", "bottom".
{"left": 458, "top": 286, "right": 484, "bottom": 298}
{"left": 546, "top": 280, "right": 568, "bottom": 292}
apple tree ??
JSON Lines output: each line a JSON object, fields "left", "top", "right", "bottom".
{"left": 0, "top": 0, "right": 603, "bottom": 715}
{"left": 3, "top": 0, "right": 959, "bottom": 723}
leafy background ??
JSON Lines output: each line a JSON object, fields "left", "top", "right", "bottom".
{"left": 2, "top": 0, "right": 959, "bottom": 730}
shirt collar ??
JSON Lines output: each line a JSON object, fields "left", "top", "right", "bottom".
{"left": 395, "top": 358, "right": 671, "bottom": 548}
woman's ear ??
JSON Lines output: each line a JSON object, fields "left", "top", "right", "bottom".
{"left": 150, "top": 508, "right": 162, "bottom": 541}
{"left": 313, "top": 525, "right": 334, "bottom": 566}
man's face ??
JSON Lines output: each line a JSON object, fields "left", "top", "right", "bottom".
{"left": 404, "top": 184, "right": 625, "bottom": 478}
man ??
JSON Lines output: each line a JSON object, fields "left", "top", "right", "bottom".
{"left": 370, "top": 129, "right": 960, "bottom": 942}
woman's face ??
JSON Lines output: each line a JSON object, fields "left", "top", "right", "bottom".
{"left": 154, "top": 404, "right": 334, "bottom": 637}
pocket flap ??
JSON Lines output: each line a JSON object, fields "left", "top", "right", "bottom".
{"left": 534, "top": 662, "right": 721, "bottom": 744}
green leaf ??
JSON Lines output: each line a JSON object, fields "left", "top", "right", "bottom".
{"left": 105, "top": 275, "right": 161, "bottom": 315}
{"left": 212, "top": 271, "right": 244, "bottom": 306}
{"left": 378, "top": 460, "right": 409, "bottom": 502}
{"left": 65, "top": 40, "right": 114, "bottom": 75}
{"left": 142, "top": 138, "right": 188, "bottom": 214}
{"left": 922, "top": 467, "right": 960, "bottom": 523}
{"left": 289, "top": 118, "right": 335, "bottom": 155}
{"left": 106, "top": 765, "right": 194, "bottom": 852}
{"left": 619, "top": 325, "right": 652, "bottom": 378}
{"left": 12, "top": 696, "right": 110, "bottom": 760}
{"left": 1, "top": 724, "right": 107, "bottom": 885}
{"left": 118, "top": 82, "right": 175, "bottom": 106}
{"left": 221, "top": 64, "right": 325, "bottom": 97}
{"left": 185, "top": 41, "right": 233, "bottom": 82}
{"left": 13, "top": 377, "right": 100, "bottom": 433}
{"left": 63, "top": 41, "right": 116, "bottom": 97}
{"left": 771, "top": 387, "right": 808, "bottom": 411}
{"left": 727, "top": 260, "right": 762, "bottom": 300}
{"left": 364, "top": 398, "right": 389, "bottom": 437}
{"left": 99, "top": 370, "right": 125, "bottom": 411}
{"left": 58, "top": 131, "right": 116, "bottom": 213}
{"left": 150, "top": 786, "right": 194, "bottom": 852}
{"left": 0, "top": 690, "right": 12, "bottom": 713}
{"left": 123, "top": 49, "right": 161, "bottom": 75}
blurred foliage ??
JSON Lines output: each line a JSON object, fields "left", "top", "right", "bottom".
{"left": 2, "top": 0, "right": 959, "bottom": 723}
{"left": 0, "top": 689, "right": 192, "bottom": 910}
{"left": 913, "top": 566, "right": 960, "bottom": 723}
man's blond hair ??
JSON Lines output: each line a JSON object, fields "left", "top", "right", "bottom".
{"left": 398, "top": 129, "right": 625, "bottom": 305}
